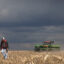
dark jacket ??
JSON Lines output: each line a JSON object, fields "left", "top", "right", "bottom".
{"left": 1, "top": 39, "right": 8, "bottom": 49}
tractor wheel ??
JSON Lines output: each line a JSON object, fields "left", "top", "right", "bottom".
{"left": 34, "top": 47, "right": 40, "bottom": 51}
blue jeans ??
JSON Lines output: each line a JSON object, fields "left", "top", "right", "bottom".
{"left": 1, "top": 49, "right": 8, "bottom": 59}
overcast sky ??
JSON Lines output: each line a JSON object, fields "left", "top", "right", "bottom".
{"left": 0, "top": 0, "right": 64, "bottom": 50}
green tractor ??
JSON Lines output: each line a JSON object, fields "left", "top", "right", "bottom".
{"left": 34, "top": 40, "right": 60, "bottom": 51}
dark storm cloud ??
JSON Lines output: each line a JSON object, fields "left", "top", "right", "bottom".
{"left": 0, "top": 26, "right": 63, "bottom": 50}
{"left": 0, "top": 0, "right": 64, "bottom": 27}
{"left": 0, "top": 0, "right": 64, "bottom": 50}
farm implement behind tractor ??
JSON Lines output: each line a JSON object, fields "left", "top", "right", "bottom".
{"left": 34, "top": 40, "right": 60, "bottom": 51}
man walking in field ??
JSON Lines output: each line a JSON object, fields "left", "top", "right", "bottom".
{"left": 1, "top": 37, "right": 8, "bottom": 59}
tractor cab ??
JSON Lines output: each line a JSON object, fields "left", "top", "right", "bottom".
{"left": 43, "top": 40, "right": 54, "bottom": 45}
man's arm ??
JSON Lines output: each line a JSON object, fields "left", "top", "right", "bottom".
{"left": 6, "top": 42, "right": 9, "bottom": 52}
